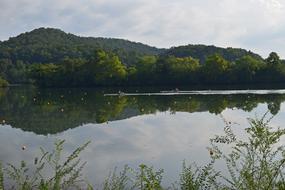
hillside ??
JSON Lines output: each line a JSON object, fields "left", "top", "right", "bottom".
{"left": 1, "top": 27, "right": 284, "bottom": 87}
{"left": 163, "top": 45, "right": 263, "bottom": 63}
{"left": 0, "top": 28, "right": 266, "bottom": 67}
{"left": 0, "top": 28, "right": 164, "bottom": 66}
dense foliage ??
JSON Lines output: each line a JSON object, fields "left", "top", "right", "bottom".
{"left": 163, "top": 44, "right": 263, "bottom": 63}
{"left": 0, "top": 28, "right": 162, "bottom": 66}
{"left": 3, "top": 140, "right": 90, "bottom": 190}
{"left": 0, "top": 28, "right": 285, "bottom": 87}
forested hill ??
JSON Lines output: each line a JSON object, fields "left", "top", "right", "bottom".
{"left": 164, "top": 45, "right": 263, "bottom": 63}
{"left": 1, "top": 27, "right": 284, "bottom": 87}
{"left": 0, "top": 28, "right": 265, "bottom": 66}
{"left": 0, "top": 27, "right": 164, "bottom": 66}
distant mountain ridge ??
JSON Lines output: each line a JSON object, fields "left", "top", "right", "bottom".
{"left": 0, "top": 27, "right": 265, "bottom": 66}
{"left": 164, "top": 44, "right": 263, "bottom": 63}
{"left": 0, "top": 28, "right": 164, "bottom": 65}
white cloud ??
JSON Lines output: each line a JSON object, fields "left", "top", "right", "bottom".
{"left": 0, "top": 0, "right": 285, "bottom": 57}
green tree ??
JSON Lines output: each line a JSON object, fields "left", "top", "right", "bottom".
{"left": 29, "top": 63, "right": 59, "bottom": 86}
{"left": 134, "top": 55, "right": 157, "bottom": 84}
{"left": 87, "top": 50, "right": 127, "bottom": 85}
{"left": 165, "top": 56, "right": 200, "bottom": 83}
{"left": 155, "top": 56, "right": 201, "bottom": 84}
{"left": 265, "top": 52, "right": 281, "bottom": 65}
{"left": 0, "top": 59, "right": 13, "bottom": 79}
{"left": 8, "top": 60, "right": 28, "bottom": 83}
{"left": 261, "top": 52, "right": 285, "bottom": 83}
{"left": 203, "top": 54, "right": 230, "bottom": 83}
{"left": 59, "top": 57, "right": 86, "bottom": 86}
{"left": 233, "top": 55, "right": 264, "bottom": 82}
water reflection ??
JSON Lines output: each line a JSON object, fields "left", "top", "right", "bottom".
{"left": 0, "top": 87, "right": 283, "bottom": 135}
{"left": 0, "top": 112, "right": 234, "bottom": 187}
{"left": 1, "top": 87, "right": 285, "bottom": 187}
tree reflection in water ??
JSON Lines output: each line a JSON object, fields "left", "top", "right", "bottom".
{"left": 0, "top": 87, "right": 283, "bottom": 135}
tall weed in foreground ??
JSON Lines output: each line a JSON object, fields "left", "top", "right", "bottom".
{"left": 179, "top": 160, "right": 221, "bottom": 190}
{"left": 103, "top": 166, "right": 130, "bottom": 190}
{"left": 135, "top": 164, "right": 164, "bottom": 190}
{"left": 210, "top": 113, "right": 285, "bottom": 190}
{"left": 5, "top": 140, "right": 90, "bottom": 190}
{"left": 103, "top": 164, "right": 164, "bottom": 190}
{"left": 178, "top": 112, "right": 285, "bottom": 190}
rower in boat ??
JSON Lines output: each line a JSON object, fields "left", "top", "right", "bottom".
{"left": 160, "top": 88, "right": 180, "bottom": 93}
{"left": 118, "top": 90, "right": 125, "bottom": 96}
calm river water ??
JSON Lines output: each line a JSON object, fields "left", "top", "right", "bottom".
{"left": 1, "top": 86, "right": 285, "bottom": 188}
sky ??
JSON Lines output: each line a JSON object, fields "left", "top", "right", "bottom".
{"left": 0, "top": 0, "right": 284, "bottom": 58}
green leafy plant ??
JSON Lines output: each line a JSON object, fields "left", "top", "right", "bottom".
{"left": 103, "top": 166, "right": 130, "bottom": 190}
{"left": 179, "top": 160, "right": 221, "bottom": 190}
{"left": 135, "top": 164, "right": 164, "bottom": 190}
{"left": 174, "top": 113, "right": 285, "bottom": 190}
{"left": 103, "top": 164, "right": 164, "bottom": 190}
{"left": 211, "top": 113, "right": 285, "bottom": 190}
{"left": 5, "top": 140, "right": 90, "bottom": 190}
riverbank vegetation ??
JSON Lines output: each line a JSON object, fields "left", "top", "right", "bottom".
{"left": 1, "top": 114, "right": 285, "bottom": 189}
{"left": 1, "top": 28, "right": 285, "bottom": 87}
{"left": 25, "top": 51, "right": 285, "bottom": 87}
